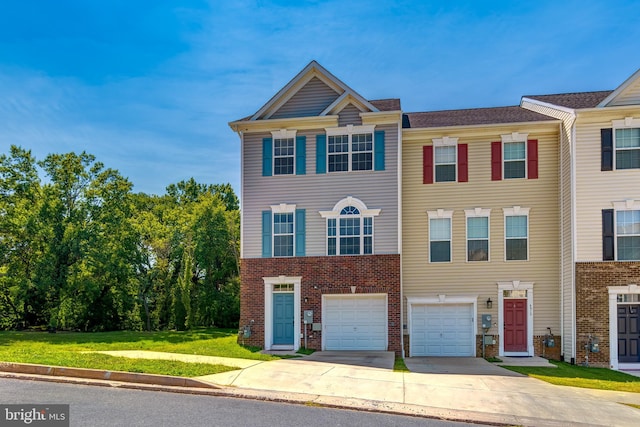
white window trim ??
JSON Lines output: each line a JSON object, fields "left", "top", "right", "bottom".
{"left": 497, "top": 281, "right": 534, "bottom": 357}
{"left": 270, "top": 204, "right": 296, "bottom": 257}
{"left": 271, "top": 129, "right": 297, "bottom": 176}
{"left": 263, "top": 276, "right": 301, "bottom": 351}
{"left": 433, "top": 137, "right": 458, "bottom": 183}
{"left": 608, "top": 284, "right": 640, "bottom": 370}
{"left": 501, "top": 133, "right": 528, "bottom": 179}
{"left": 325, "top": 124, "right": 375, "bottom": 173}
{"left": 612, "top": 117, "right": 640, "bottom": 171}
{"left": 465, "top": 208, "right": 491, "bottom": 262}
{"left": 319, "top": 197, "right": 380, "bottom": 256}
{"left": 612, "top": 199, "right": 640, "bottom": 261}
{"left": 427, "top": 209, "right": 454, "bottom": 263}
{"left": 503, "top": 206, "right": 530, "bottom": 261}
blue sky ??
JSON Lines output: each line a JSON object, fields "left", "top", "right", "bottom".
{"left": 1, "top": 0, "right": 639, "bottom": 195}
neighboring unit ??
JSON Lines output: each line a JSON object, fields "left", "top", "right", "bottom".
{"left": 523, "top": 69, "right": 640, "bottom": 369}
{"left": 402, "top": 107, "right": 561, "bottom": 358}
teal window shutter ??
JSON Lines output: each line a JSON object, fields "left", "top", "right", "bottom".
{"left": 262, "top": 138, "right": 273, "bottom": 177}
{"left": 295, "top": 209, "right": 306, "bottom": 256}
{"left": 296, "top": 136, "right": 306, "bottom": 175}
{"left": 374, "top": 131, "right": 385, "bottom": 171}
{"left": 262, "top": 210, "right": 272, "bottom": 257}
{"left": 316, "top": 135, "right": 326, "bottom": 174}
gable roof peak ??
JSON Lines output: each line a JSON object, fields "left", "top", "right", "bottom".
{"left": 249, "top": 61, "right": 379, "bottom": 121}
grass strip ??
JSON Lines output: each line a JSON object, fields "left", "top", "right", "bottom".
{"left": 502, "top": 360, "right": 640, "bottom": 393}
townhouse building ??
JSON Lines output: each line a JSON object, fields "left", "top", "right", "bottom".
{"left": 231, "top": 62, "right": 640, "bottom": 369}
{"left": 229, "top": 62, "right": 403, "bottom": 354}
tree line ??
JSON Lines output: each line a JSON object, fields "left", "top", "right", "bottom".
{"left": 0, "top": 145, "right": 240, "bottom": 331}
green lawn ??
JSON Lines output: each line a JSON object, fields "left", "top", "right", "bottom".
{"left": 502, "top": 360, "right": 640, "bottom": 393}
{"left": 0, "top": 329, "right": 278, "bottom": 377}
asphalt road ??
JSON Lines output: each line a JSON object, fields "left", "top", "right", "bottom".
{"left": 0, "top": 378, "right": 486, "bottom": 427}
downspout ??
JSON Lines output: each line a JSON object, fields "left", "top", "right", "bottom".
{"left": 397, "top": 115, "right": 404, "bottom": 357}
{"left": 569, "top": 119, "right": 577, "bottom": 364}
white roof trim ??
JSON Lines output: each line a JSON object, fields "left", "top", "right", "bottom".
{"left": 250, "top": 60, "right": 378, "bottom": 121}
{"left": 520, "top": 97, "right": 576, "bottom": 115}
{"left": 320, "top": 92, "right": 373, "bottom": 116}
{"left": 597, "top": 68, "right": 640, "bottom": 107}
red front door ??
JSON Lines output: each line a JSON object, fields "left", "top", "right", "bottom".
{"left": 504, "top": 299, "right": 527, "bottom": 352}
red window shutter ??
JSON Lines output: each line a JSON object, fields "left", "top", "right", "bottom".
{"left": 491, "top": 141, "right": 502, "bottom": 181}
{"left": 423, "top": 145, "right": 433, "bottom": 184}
{"left": 527, "top": 140, "right": 538, "bottom": 179}
{"left": 458, "top": 143, "right": 468, "bottom": 182}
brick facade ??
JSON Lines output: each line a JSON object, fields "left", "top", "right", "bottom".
{"left": 575, "top": 261, "right": 640, "bottom": 367}
{"left": 239, "top": 254, "right": 402, "bottom": 355}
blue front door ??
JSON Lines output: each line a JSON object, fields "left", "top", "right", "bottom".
{"left": 273, "top": 293, "right": 294, "bottom": 345}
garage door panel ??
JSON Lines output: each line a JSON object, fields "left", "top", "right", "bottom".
{"left": 411, "top": 303, "right": 474, "bottom": 357}
{"left": 324, "top": 295, "right": 387, "bottom": 351}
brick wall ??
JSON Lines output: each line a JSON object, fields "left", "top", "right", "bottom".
{"left": 575, "top": 261, "right": 640, "bottom": 367}
{"left": 239, "top": 254, "right": 402, "bottom": 355}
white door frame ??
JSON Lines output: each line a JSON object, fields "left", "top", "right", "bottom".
{"left": 407, "top": 295, "right": 478, "bottom": 357}
{"left": 321, "top": 293, "right": 388, "bottom": 351}
{"left": 498, "top": 281, "right": 534, "bottom": 356}
{"left": 263, "top": 276, "right": 301, "bottom": 351}
{"left": 608, "top": 284, "right": 640, "bottom": 370}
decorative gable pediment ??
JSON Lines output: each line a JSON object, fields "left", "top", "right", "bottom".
{"left": 598, "top": 68, "right": 640, "bottom": 107}
{"left": 250, "top": 61, "right": 379, "bottom": 121}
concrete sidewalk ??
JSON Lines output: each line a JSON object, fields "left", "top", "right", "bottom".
{"left": 2, "top": 351, "right": 640, "bottom": 426}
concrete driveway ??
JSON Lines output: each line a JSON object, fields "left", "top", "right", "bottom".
{"left": 303, "top": 351, "right": 394, "bottom": 369}
{"left": 405, "top": 356, "right": 524, "bottom": 376}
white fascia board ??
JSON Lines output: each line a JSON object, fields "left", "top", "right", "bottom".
{"left": 521, "top": 97, "right": 576, "bottom": 117}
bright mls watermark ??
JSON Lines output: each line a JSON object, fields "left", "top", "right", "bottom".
{"left": 0, "top": 405, "right": 68, "bottom": 426}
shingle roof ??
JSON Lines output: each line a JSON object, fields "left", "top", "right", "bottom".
{"left": 524, "top": 91, "right": 613, "bottom": 109}
{"left": 369, "top": 98, "right": 401, "bottom": 111}
{"left": 403, "top": 106, "right": 554, "bottom": 129}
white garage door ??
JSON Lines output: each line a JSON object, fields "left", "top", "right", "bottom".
{"left": 323, "top": 295, "right": 387, "bottom": 350}
{"left": 411, "top": 304, "right": 474, "bottom": 356}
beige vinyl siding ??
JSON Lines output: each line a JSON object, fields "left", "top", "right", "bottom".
{"left": 608, "top": 78, "right": 640, "bottom": 106}
{"left": 573, "top": 109, "right": 640, "bottom": 261}
{"left": 242, "top": 123, "right": 399, "bottom": 258}
{"left": 270, "top": 77, "right": 340, "bottom": 119}
{"left": 402, "top": 124, "right": 561, "bottom": 335}
{"left": 338, "top": 104, "right": 363, "bottom": 126}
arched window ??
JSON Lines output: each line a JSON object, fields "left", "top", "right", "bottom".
{"left": 320, "top": 197, "right": 380, "bottom": 255}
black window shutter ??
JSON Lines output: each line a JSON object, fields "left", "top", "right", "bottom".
{"left": 602, "top": 209, "right": 615, "bottom": 260}
{"left": 601, "top": 128, "right": 613, "bottom": 171}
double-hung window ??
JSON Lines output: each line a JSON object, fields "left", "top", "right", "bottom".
{"left": 615, "top": 127, "right": 640, "bottom": 170}
{"left": 504, "top": 141, "right": 526, "bottom": 179}
{"left": 616, "top": 209, "right": 640, "bottom": 260}
{"left": 435, "top": 145, "right": 457, "bottom": 182}
{"left": 428, "top": 209, "right": 453, "bottom": 262}
{"left": 262, "top": 204, "right": 306, "bottom": 258}
{"left": 273, "top": 212, "right": 294, "bottom": 257}
{"left": 274, "top": 138, "right": 294, "bottom": 175}
{"left": 465, "top": 208, "right": 490, "bottom": 261}
{"left": 504, "top": 206, "right": 529, "bottom": 261}
{"left": 602, "top": 118, "right": 640, "bottom": 171}
{"left": 326, "top": 125, "right": 374, "bottom": 173}
{"left": 320, "top": 197, "right": 379, "bottom": 256}
{"left": 492, "top": 133, "right": 537, "bottom": 180}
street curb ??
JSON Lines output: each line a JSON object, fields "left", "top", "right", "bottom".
{"left": 0, "top": 361, "right": 220, "bottom": 389}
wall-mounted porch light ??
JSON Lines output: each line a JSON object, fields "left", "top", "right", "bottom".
{"left": 486, "top": 298, "right": 493, "bottom": 309}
